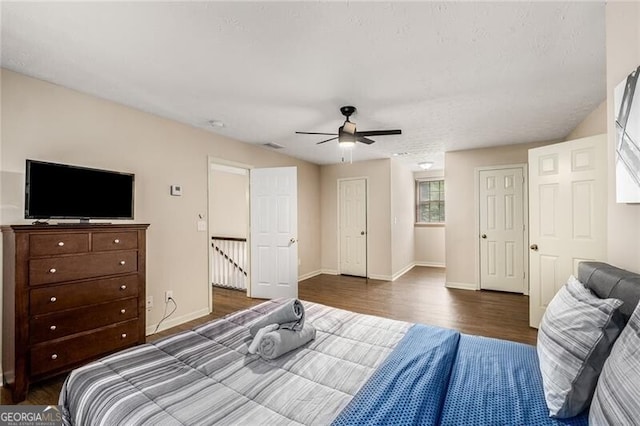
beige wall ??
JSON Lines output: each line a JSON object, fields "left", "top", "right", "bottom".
{"left": 605, "top": 2, "right": 640, "bottom": 272}
{"left": 320, "top": 159, "right": 392, "bottom": 279}
{"left": 415, "top": 226, "right": 445, "bottom": 267}
{"left": 390, "top": 159, "right": 415, "bottom": 277}
{"left": 414, "top": 169, "right": 446, "bottom": 267}
{"left": 0, "top": 70, "right": 321, "bottom": 333}
{"left": 444, "top": 141, "right": 556, "bottom": 288}
{"left": 209, "top": 168, "right": 248, "bottom": 239}
{"left": 565, "top": 100, "right": 607, "bottom": 141}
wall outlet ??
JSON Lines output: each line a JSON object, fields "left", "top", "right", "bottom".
{"left": 164, "top": 291, "right": 173, "bottom": 303}
{"left": 146, "top": 296, "right": 153, "bottom": 310}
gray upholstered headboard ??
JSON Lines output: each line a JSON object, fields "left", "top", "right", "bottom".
{"left": 578, "top": 261, "right": 640, "bottom": 321}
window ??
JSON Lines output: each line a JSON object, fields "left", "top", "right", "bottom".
{"left": 416, "top": 179, "right": 445, "bottom": 223}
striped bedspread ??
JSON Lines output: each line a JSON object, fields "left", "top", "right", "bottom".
{"left": 59, "top": 299, "right": 410, "bottom": 425}
{"left": 60, "top": 299, "right": 591, "bottom": 425}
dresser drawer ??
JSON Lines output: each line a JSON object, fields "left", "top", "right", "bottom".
{"left": 29, "top": 233, "right": 89, "bottom": 256}
{"left": 30, "top": 319, "right": 139, "bottom": 377}
{"left": 93, "top": 231, "right": 138, "bottom": 251}
{"left": 30, "top": 297, "right": 138, "bottom": 344}
{"left": 30, "top": 275, "right": 139, "bottom": 315}
{"left": 29, "top": 251, "right": 138, "bottom": 285}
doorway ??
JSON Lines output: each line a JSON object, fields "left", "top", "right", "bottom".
{"left": 338, "top": 178, "right": 368, "bottom": 277}
{"left": 477, "top": 165, "right": 528, "bottom": 294}
{"left": 207, "top": 160, "right": 300, "bottom": 312}
{"left": 208, "top": 162, "right": 250, "bottom": 303}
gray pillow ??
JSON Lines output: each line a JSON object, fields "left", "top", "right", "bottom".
{"left": 537, "top": 276, "right": 624, "bottom": 418}
{"left": 590, "top": 300, "right": 640, "bottom": 425}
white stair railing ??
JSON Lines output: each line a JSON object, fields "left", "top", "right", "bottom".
{"left": 211, "top": 237, "right": 247, "bottom": 290}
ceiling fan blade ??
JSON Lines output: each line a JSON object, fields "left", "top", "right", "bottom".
{"left": 357, "top": 136, "right": 376, "bottom": 145}
{"left": 296, "top": 131, "right": 338, "bottom": 136}
{"left": 355, "top": 129, "right": 402, "bottom": 137}
{"left": 316, "top": 137, "right": 339, "bottom": 145}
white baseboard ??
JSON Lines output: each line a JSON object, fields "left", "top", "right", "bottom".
{"left": 445, "top": 281, "right": 478, "bottom": 291}
{"left": 414, "top": 261, "right": 446, "bottom": 268}
{"left": 146, "top": 307, "right": 210, "bottom": 336}
{"left": 320, "top": 269, "right": 338, "bottom": 275}
{"left": 368, "top": 273, "right": 392, "bottom": 281}
{"left": 391, "top": 262, "right": 415, "bottom": 281}
{"left": 298, "top": 270, "right": 322, "bottom": 282}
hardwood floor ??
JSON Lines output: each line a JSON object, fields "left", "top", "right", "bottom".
{"left": 1, "top": 266, "right": 536, "bottom": 405}
{"left": 298, "top": 267, "right": 537, "bottom": 345}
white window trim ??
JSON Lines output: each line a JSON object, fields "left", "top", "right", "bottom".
{"left": 415, "top": 178, "right": 445, "bottom": 226}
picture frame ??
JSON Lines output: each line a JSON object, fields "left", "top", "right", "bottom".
{"left": 614, "top": 65, "right": 640, "bottom": 203}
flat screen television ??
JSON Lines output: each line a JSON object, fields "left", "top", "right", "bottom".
{"left": 25, "top": 159, "right": 135, "bottom": 221}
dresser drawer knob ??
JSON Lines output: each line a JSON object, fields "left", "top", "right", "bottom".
{"left": 57, "top": 241, "right": 65, "bottom": 247}
{"left": 49, "top": 268, "right": 57, "bottom": 274}
{"left": 121, "top": 333, "right": 127, "bottom": 339}
{"left": 119, "top": 260, "right": 126, "bottom": 266}
{"left": 120, "top": 284, "right": 127, "bottom": 290}
{"left": 114, "top": 238, "right": 121, "bottom": 244}
{"left": 51, "top": 354, "right": 58, "bottom": 360}
{"left": 50, "top": 325, "right": 57, "bottom": 331}
{"left": 120, "top": 309, "right": 126, "bottom": 314}
{"left": 50, "top": 296, "right": 57, "bottom": 303}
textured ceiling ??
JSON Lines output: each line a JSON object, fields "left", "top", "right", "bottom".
{"left": 0, "top": 1, "right": 606, "bottom": 171}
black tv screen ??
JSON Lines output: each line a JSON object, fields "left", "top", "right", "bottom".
{"left": 25, "top": 160, "right": 135, "bottom": 220}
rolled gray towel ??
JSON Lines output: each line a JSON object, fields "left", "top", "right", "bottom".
{"left": 249, "top": 299, "right": 305, "bottom": 337}
{"left": 258, "top": 325, "right": 316, "bottom": 360}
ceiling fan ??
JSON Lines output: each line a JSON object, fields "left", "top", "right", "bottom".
{"left": 296, "top": 106, "right": 402, "bottom": 147}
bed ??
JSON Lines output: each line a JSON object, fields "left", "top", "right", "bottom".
{"left": 60, "top": 262, "right": 640, "bottom": 425}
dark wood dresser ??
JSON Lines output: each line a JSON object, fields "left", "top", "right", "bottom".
{"left": 2, "top": 223, "right": 149, "bottom": 402}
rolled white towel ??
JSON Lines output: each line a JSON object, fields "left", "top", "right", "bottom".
{"left": 248, "top": 324, "right": 279, "bottom": 355}
{"left": 249, "top": 299, "right": 305, "bottom": 337}
{"left": 257, "top": 325, "right": 316, "bottom": 360}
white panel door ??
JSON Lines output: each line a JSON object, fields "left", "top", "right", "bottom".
{"left": 479, "top": 167, "right": 526, "bottom": 293}
{"left": 339, "top": 179, "right": 367, "bottom": 277}
{"left": 529, "top": 135, "right": 607, "bottom": 328}
{"left": 250, "top": 167, "right": 298, "bottom": 299}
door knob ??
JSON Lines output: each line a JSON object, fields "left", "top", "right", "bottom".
{"left": 530, "top": 244, "right": 539, "bottom": 251}
{"left": 289, "top": 238, "right": 297, "bottom": 244}
{"left": 360, "top": 231, "right": 366, "bottom": 235}
{"left": 481, "top": 234, "right": 487, "bottom": 239}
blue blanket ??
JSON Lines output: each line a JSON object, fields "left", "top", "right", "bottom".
{"left": 440, "top": 334, "right": 588, "bottom": 426}
{"left": 333, "top": 326, "right": 589, "bottom": 426}
{"left": 332, "top": 325, "right": 460, "bottom": 426}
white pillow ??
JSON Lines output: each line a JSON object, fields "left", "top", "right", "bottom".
{"left": 537, "top": 276, "right": 624, "bottom": 418}
{"left": 590, "top": 300, "right": 640, "bottom": 424}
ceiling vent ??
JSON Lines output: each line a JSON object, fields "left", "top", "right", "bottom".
{"left": 263, "top": 142, "right": 285, "bottom": 149}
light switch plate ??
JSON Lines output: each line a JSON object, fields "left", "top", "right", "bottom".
{"left": 170, "top": 185, "right": 182, "bottom": 196}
